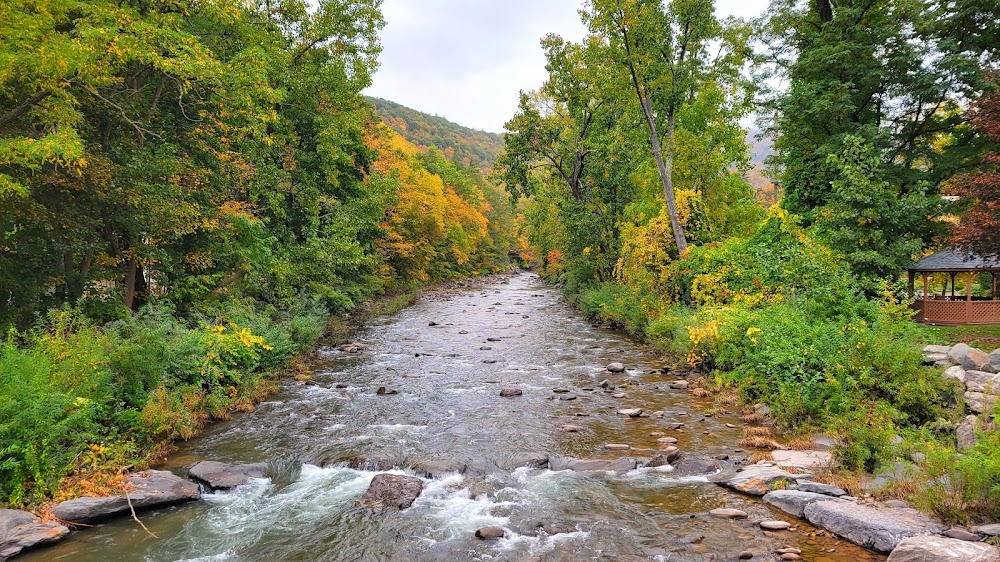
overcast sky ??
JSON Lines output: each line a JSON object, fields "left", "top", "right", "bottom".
{"left": 365, "top": 0, "right": 771, "bottom": 133}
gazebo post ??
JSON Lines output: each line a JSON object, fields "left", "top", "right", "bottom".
{"left": 966, "top": 271, "right": 974, "bottom": 323}
{"left": 950, "top": 272, "right": 957, "bottom": 299}
{"left": 922, "top": 273, "right": 929, "bottom": 299}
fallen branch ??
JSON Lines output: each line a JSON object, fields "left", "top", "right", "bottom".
{"left": 124, "top": 488, "right": 158, "bottom": 539}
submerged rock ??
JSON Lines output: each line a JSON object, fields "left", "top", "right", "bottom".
{"left": 50, "top": 470, "right": 200, "bottom": 523}
{"left": 356, "top": 474, "right": 424, "bottom": 511}
{"left": 499, "top": 388, "right": 523, "bottom": 397}
{"left": 376, "top": 386, "right": 398, "bottom": 395}
{"left": 0, "top": 509, "right": 69, "bottom": 560}
{"left": 803, "top": 501, "right": 946, "bottom": 553}
{"left": 188, "top": 461, "right": 268, "bottom": 490}
{"left": 886, "top": 535, "right": 999, "bottom": 562}
{"left": 548, "top": 456, "right": 637, "bottom": 474}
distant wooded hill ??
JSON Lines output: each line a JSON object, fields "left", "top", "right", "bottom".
{"left": 368, "top": 97, "right": 505, "bottom": 172}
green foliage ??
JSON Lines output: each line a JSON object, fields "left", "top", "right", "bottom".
{"left": 919, "top": 427, "right": 1000, "bottom": 523}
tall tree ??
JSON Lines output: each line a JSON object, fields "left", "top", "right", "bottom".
{"left": 953, "top": 73, "right": 1000, "bottom": 258}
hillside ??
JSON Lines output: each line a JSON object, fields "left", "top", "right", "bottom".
{"left": 368, "top": 97, "right": 505, "bottom": 172}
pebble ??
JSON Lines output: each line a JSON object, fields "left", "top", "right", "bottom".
{"left": 657, "top": 437, "right": 678, "bottom": 444}
{"left": 605, "top": 443, "right": 630, "bottom": 450}
{"left": 499, "top": 388, "right": 522, "bottom": 397}
{"left": 649, "top": 432, "right": 665, "bottom": 437}
{"left": 726, "top": 423, "right": 737, "bottom": 428}
{"left": 709, "top": 508, "right": 748, "bottom": 519}
{"left": 612, "top": 393, "right": 627, "bottom": 398}
{"left": 559, "top": 396, "right": 577, "bottom": 401}
{"left": 739, "top": 552, "right": 754, "bottom": 560}
{"left": 760, "top": 521, "right": 791, "bottom": 530}
{"left": 779, "top": 554, "right": 801, "bottom": 561}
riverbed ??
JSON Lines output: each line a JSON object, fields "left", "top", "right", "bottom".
{"left": 24, "top": 272, "right": 883, "bottom": 561}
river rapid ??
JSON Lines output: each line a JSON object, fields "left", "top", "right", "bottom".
{"left": 25, "top": 272, "right": 884, "bottom": 562}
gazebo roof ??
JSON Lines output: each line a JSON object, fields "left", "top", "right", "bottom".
{"left": 907, "top": 248, "right": 1000, "bottom": 272}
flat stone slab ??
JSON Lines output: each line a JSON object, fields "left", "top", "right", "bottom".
{"left": 794, "top": 480, "right": 847, "bottom": 496}
{"left": 803, "top": 501, "right": 946, "bottom": 553}
{"left": 188, "top": 461, "right": 268, "bottom": 490}
{"left": 763, "top": 490, "right": 847, "bottom": 518}
{"left": 886, "top": 535, "right": 1000, "bottom": 562}
{"left": 770, "top": 450, "right": 832, "bottom": 470}
{"left": 0, "top": 509, "right": 69, "bottom": 560}
{"left": 548, "top": 456, "right": 637, "bottom": 474}
{"left": 709, "top": 508, "right": 747, "bottom": 519}
{"left": 710, "top": 464, "right": 810, "bottom": 496}
{"left": 50, "top": 470, "right": 200, "bottom": 523}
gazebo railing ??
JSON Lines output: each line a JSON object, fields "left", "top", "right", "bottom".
{"left": 912, "top": 299, "right": 1000, "bottom": 325}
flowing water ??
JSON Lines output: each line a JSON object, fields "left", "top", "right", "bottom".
{"left": 25, "top": 272, "right": 884, "bottom": 562}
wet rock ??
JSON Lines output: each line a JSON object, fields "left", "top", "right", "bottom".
{"left": 552, "top": 388, "right": 571, "bottom": 394}
{"left": 958, "top": 415, "right": 980, "bottom": 450}
{"left": 458, "top": 330, "right": 469, "bottom": 334}
{"left": 475, "top": 526, "right": 506, "bottom": 539}
{"left": 672, "top": 457, "right": 719, "bottom": 476}
{"left": 945, "top": 527, "right": 983, "bottom": 542}
{"left": 0, "top": 509, "right": 69, "bottom": 560}
{"left": 356, "top": 474, "right": 424, "bottom": 511}
{"left": 761, "top": 520, "right": 792, "bottom": 530}
{"left": 669, "top": 380, "right": 690, "bottom": 390}
{"left": 328, "top": 454, "right": 397, "bottom": 472}
{"left": 409, "top": 458, "right": 463, "bottom": 478}
{"left": 657, "top": 437, "right": 678, "bottom": 444}
{"left": 617, "top": 408, "right": 643, "bottom": 417}
{"left": 763, "top": 490, "right": 845, "bottom": 518}
{"left": 188, "top": 461, "right": 268, "bottom": 490}
{"left": 50, "top": 470, "right": 200, "bottom": 523}
{"left": 607, "top": 362, "right": 625, "bottom": 373}
{"left": 499, "top": 388, "right": 523, "bottom": 397}
{"left": 739, "top": 551, "right": 755, "bottom": 560}
{"left": 483, "top": 359, "right": 498, "bottom": 364}
{"left": 605, "top": 443, "right": 630, "bottom": 450}
{"left": 427, "top": 321, "right": 438, "bottom": 326}
{"left": 612, "top": 392, "right": 627, "bottom": 398}
{"left": 559, "top": 395, "right": 577, "bottom": 401}
{"left": 679, "top": 533, "right": 704, "bottom": 544}
{"left": 599, "top": 379, "right": 612, "bottom": 388}
{"left": 561, "top": 424, "right": 583, "bottom": 432}
{"left": 548, "top": 456, "right": 637, "bottom": 474}
{"left": 886, "top": 535, "right": 999, "bottom": 561}
{"left": 944, "top": 366, "right": 967, "bottom": 384}
{"left": 479, "top": 346, "right": 492, "bottom": 350}
{"left": 376, "top": 386, "right": 398, "bottom": 395}
{"left": 779, "top": 554, "right": 802, "bottom": 561}
{"left": 486, "top": 337, "right": 502, "bottom": 342}
{"left": 643, "top": 454, "right": 675, "bottom": 468}
{"left": 803, "top": 501, "right": 946, "bottom": 553}
{"left": 665, "top": 422, "right": 685, "bottom": 430}
{"left": 651, "top": 411, "right": 664, "bottom": 418}
{"left": 509, "top": 453, "right": 549, "bottom": 470}
{"left": 794, "top": 480, "right": 847, "bottom": 496}
{"left": 709, "top": 508, "right": 747, "bottom": 519}
{"left": 710, "top": 464, "right": 808, "bottom": 496}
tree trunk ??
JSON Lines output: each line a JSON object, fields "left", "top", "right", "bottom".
{"left": 123, "top": 259, "right": 137, "bottom": 311}
{"left": 640, "top": 97, "right": 688, "bottom": 253}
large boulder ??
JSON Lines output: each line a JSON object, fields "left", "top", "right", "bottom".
{"left": 710, "top": 464, "right": 809, "bottom": 496}
{"left": 50, "top": 470, "right": 200, "bottom": 523}
{"left": 762, "top": 490, "right": 846, "bottom": 518}
{"left": 794, "top": 480, "right": 847, "bottom": 496}
{"left": 965, "top": 392, "right": 997, "bottom": 414}
{"left": 770, "top": 450, "right": 832, "bottom": 470}
{"left": 990, "top": 349, "right": 1000, "bottom": 373}
{"left": 356, "top": 474, "right": 424, "bottom": 511}
{"left": 188, "top": 461, "right": 268, "bottom": 490}
{"left": 0, "top": 509, "right": 69, "bottom": 560}
{"left": 803, "top": 501, "right": 946, "bottom": 553}
{"left": 957, "top": 415, "right": 980, "bottom": 451}
{"left": 964, "top": 348, "right": 993, "bottom": 372}
{"left": 965, "top": 371, "right": 1000, "bottom": 393}
{"left": 548, "top": 456, "right": 637, "bottom": 474}
{"left": 949, "top": 343, "right": 974, "bottom": 366}
{"left": 943, "top": 366, "right": 967, "bottom": 385}
{"left": 886, "top": 535, "right": 1000, "bottom": 562}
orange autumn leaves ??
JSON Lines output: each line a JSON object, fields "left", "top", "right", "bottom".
{"left": 365, "top": 124, "right": 494, "bottom": 283}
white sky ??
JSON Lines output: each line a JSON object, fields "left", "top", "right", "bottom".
{"left": 365, "top": 0, "right": 771, "bottom": 133}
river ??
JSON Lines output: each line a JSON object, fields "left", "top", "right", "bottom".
{"left": 24, "top": 272, "right": 883, "bottom": 561}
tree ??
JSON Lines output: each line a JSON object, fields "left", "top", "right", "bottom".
{"left": 953, "top": 73, "right": 1000, "bottom": 258}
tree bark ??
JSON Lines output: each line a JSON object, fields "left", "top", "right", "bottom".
{"left": 123, "top": 259, "right": 137, "bottom": 311}
{"left": 640, "top": 97, "right": 688, "bottom": 253}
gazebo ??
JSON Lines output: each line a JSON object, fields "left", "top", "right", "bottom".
{"left": 907, "top": 248, "right": 1000, "bottom": 325}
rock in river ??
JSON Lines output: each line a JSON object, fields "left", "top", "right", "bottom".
{"left": 617, "top": 408, "right": 643, "bottom": 417}
{"left": 763, "top": 490, "right": 846, "bottom": 518}
{"left": 499, "top": 388, "right": 523, "bottom": 397}
{"left": 709, "top": 508, "right": 747, "bottom": 519}
{"left": 548, "top": 456, "right": 637, "bottom": 474}
{"left": 710, "top": 464, "right": 808, "bottom": 496}
{"left": 803, "top": 500, "right": 946, "bottom": 553}
{"left": 356, "top": 474, "right": 424, "bottom": 511}
{"left": 50, "top": 470, "right": 200, "bottom": 523}
{"left": 188, "top": 461, "right": 268, "bottom": 490}
{"left": 475, "top": 526, "right": 506, "bottom": 539}
{"left": 886, "top": 535, "right": 1000, "bottom": 562}
{"left": 0, "top": 509, "right": 69, "bottom": 560}
{"left": 607, "top": 362, "right": 625, "bottom": 373}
